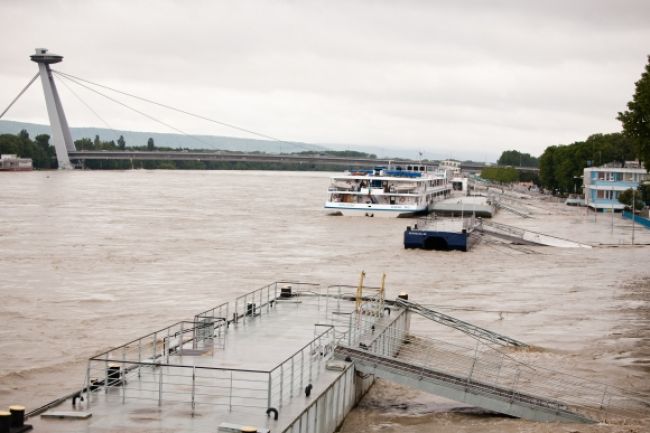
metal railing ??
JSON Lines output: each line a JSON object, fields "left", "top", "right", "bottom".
{"left": 194, "top": 301, "right": 229, "bottom": 326}
{"left": 83, "top": 313, "right": 339, "bottom": 414}
{"left": 338, "top": 324, "right": 650, "bottom": 422}
{"left": 233, "top": 281, "right": 322, "bottom": 323}
{"left": 85, "top": 360, "right": 269, "bottom": 412}
{"left": 396, "top": 298, "right": 527, "bottom": 347}
{"left": 268, "top": 325, "right": 336, "bottom": 408}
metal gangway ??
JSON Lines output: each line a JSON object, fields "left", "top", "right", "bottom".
{"left": 394, "top": 298, "right": 528, "bottom": 348}
{"left": 338, "top": 314, "right": 646, "bottom": 424}
{"left": 477, "top": 220, "right": 592, "bottom": 248}
{"left": 494, "top": 200, "right": 532, "bottom": 218}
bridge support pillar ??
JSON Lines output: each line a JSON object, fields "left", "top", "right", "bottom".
{"left": 30, "top": 48, "right": 75, "bottom": 169}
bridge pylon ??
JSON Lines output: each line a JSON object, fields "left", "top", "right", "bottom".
{"left": 30, "top": 48, "right": 76, "bottom": 169}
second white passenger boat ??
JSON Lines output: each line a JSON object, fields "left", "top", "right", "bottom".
{"left": 325, "top": 165, "right": 451, "bottom": 217}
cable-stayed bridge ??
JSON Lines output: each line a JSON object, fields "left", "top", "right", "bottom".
{"left": 1, "top": 48, "right": 538, "bottom": 173}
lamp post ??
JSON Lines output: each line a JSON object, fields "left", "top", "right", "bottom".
{"left": 632, "top": 189, "right": 636, "bottom": 245}
{"left": 611, "top": 185, "right": 614, "bottom": 234}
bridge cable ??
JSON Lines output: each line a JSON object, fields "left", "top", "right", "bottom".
{"left": 0, "top": 73, "right": 39, "bottom": 120}
{"left": 56, "top": 73, "right": 117, "bottom": 134}
{"left": 54, "top": 72, "right": 214, "bottom": 149}
{"left": 52, "top": 69, "right": 301, "bottom": 149}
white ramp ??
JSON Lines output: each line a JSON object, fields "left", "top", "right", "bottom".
{"left": 479, "top": 221, "right": 592, "bottom": 248}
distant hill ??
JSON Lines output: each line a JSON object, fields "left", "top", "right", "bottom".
{"left": 0, "top": 119, "right": 495, "bottom": 162}
{"left": 0, "top": 120, "right": 327, "bottom": 154}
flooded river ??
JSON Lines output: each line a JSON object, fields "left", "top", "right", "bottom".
{"left": 0, "top": 170, "right": 648, "bottom": 432}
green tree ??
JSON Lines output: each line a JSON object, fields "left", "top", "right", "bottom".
{"left": 638, "top": 183, "right": 650, "bottom": 206}
{"left": 75, "top": 138, "right": 93, "bottom": 151}
{"left": 117, "top": 135, "right": 126, "bottom": 150}
{"left": 480, "top": 166, "right": 518, "bottom": 183}
{"left": 497, "top": 150, "right": 539, "bottom": 167}
{"left": 618, "top": 55, "right": 650, "bottom": 172}
{"left": 147, "top": 137, "right": 155, "bottom": 151}
{"left": 618, "top": 188, "right": 644, "bottom": 211}
{"left": 518, "top": 170, "right": 540, "bottom": 186}
{"left": 93, "top": 134, "right": 101, "bottom": 148}
{"left": 0, "top": 133, "right": 20, "bottom": 155}
{"left": 539, "top": 145, "right": 558, "bottom": 191}
{"left": 538, "top": 132, "right": 637, "bottom": 194}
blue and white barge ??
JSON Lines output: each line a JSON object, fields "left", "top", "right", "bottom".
{"left": 404, "top": 218, "right": 480, "bottom": 251}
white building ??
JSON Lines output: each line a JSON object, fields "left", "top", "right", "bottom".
{"left": 583, "top": 162, "right": 647, "bottom": 211}
{"left": 438, "top": 159, "right": 461, "bottom": 177}
{"left": 0, "top": 154, "right": 33, "bottom": 171}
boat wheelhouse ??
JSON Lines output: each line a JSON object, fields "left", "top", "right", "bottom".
{"left": 325, "top": 165, "right": 451, "bottom": 217}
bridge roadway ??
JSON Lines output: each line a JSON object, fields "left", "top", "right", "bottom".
{"left": 68, "top": 150, "right": 539, "bottom": 172}
{"left": 69, "top": 150, "right": 411, "bottom": 168}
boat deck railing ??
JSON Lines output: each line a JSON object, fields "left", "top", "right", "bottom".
{"left": 268, "top": 325, "right": 336, "bottom": 408}
{"left": 83, "top": 320, "right": 340, "bottom": 414}
{"left": 81, "top": 281, "right": 359, "bottom": 415}
{"left": 413, "top": 214, "right": 480, "bottom": 233}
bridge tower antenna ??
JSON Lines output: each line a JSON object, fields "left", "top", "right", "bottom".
{"left": 30, "top": 48, "right": 76, "bottom": 169}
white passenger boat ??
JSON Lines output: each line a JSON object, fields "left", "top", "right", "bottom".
{"left": 325, "top": 165, "right": 451, "bottom": 217}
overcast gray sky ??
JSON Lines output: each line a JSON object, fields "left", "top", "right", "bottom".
{"left": 1, "top": 0, "right": 649, "bottom": 160}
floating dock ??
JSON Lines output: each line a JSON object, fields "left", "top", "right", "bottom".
{"left": 23, "top": 280, "right": 644, "bottom": 432}
{"left": 431, "top": 196, "right": 495, "bottom": 218}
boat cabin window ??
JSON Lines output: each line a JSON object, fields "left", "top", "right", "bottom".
{"left": 371, "top": 179, "right": 382, "bottom": 188}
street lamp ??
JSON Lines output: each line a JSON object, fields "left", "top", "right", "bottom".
{"left": 632, "top": 188, "right": 636, "bottom": 245}
{"left": 611, "top": 185, "right": 614, "bottom": 234}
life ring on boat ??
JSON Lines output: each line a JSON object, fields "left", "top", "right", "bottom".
{"left": 399, "top": 197, "right": 405, "bottom": 204}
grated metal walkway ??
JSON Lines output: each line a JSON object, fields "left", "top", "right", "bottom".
{"left": 342, "top": 305, "right": 646, "bottom": 424}
{"left": 335, "top": 345, "right": 592, "bottom": 423}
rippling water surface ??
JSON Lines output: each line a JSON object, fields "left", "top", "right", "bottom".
{"left": 0, "top": 170, "right": 648, "bottom": 432}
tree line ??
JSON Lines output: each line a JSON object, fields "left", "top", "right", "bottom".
{"left": 0, "top": 130, "right": 58, "bottom": 168}
{"left": 490, "top": 56, "right": 649, "bottom": 195}
{"left": 0, "top": 131, "right": 381, "bottom": 171}
{"left": 539, "top": 132, "right": 637, "bottom": 194}
{"left": 540, "top": 56, "right": 649, "bottom": 194}
{"left": 497, "top": 150, "right": 539, "bottom": 167}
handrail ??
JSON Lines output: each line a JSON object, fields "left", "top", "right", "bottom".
{"left": 269, "top": 325, "right": 335, "bottom": 375}
{"left": 89, "top": 320, "right": 200, "bottom": 359}
{"left": 88, "top": 358, "right": 269, "bottom": 374}
{"left": 194, "top": 301, "right": 229, "bottom": 320}
{"left": 396, "top": 298, "right": 528, "bottom": 347}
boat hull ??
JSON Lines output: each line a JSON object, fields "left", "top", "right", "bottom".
{"left": 403, "top": 228, "right": 477, "bottom": 251}
{"left": 324, "top": 203, "right": 428, "bottom": 218}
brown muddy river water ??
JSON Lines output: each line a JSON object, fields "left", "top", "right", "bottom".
{"left": 0, "top": 170, "right": 649, "bottom": 432}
